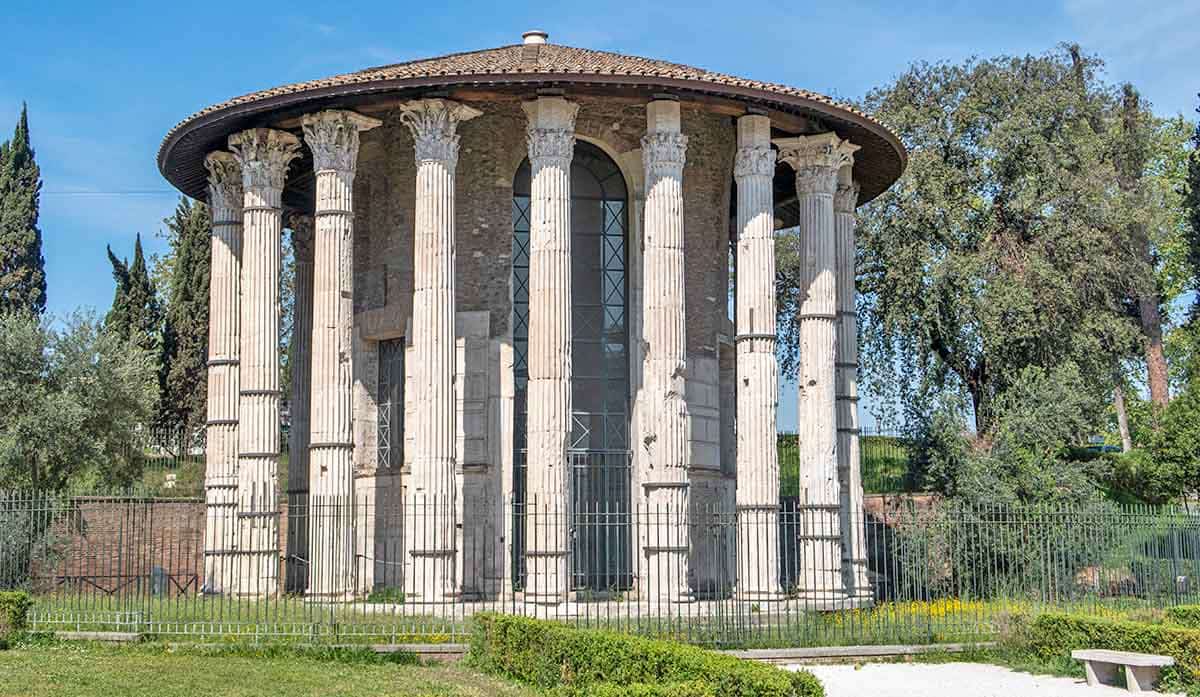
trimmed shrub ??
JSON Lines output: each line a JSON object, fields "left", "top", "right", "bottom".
{"left": 469, "top": 613, "right": 823, "bottom": 697}
{"left": 0, "top": 590, "right": 32, "bottom": 646}
{"left": 1166, "top": 606, "right": 1200, "bottom": 629}
{"left": 1028, "top": 613, "right": 1200, "bottom": 685}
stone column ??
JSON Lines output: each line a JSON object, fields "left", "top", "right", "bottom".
{"left": 399, "top": 99, "right": 480, "bottom": 601}
{"left": 285, "top": 213, "right": 314, "bottom": 593}
{"left": 834, "top": 168, "right": 871, "bottom": 598}
{"left": 638, "top": 99, "right": 690, "bottom": 602}
{"left": 732, "top": 114, "right": 782, "bottom": 600}
{"left": 202, "top": 151, "right": 243, "bottom": 595}
{"left": 301, "top": 110, "right": 380, "bottom": 597}
{"left": 522, "top": 96, "right": 578, "bottom": 604}
{"left": 773, "top": 132, "right": 858, "bottom": 601}
{"left": 228, "top": 127, "right": 300, "bottom": 597}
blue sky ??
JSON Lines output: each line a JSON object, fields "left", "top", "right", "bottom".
{"left": 2, "top": 0, "right": 1197, "bottom": 428}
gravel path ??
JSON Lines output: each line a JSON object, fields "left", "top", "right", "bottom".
{"left": 786, "top": 662, "right": 1183, "bottom": 697}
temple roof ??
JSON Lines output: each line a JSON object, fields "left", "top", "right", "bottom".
{"left": 158, "top": 39, "right": 906, "bottom": 207}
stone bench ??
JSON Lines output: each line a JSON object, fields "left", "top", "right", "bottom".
{"left": 1072, "top": 649, "right": 1175, "bottom": 693}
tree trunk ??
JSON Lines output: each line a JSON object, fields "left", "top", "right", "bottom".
{"left": 1118, "top": 84, "right": 1170, "bottom": 407}
{"left": 1113, "top": 381, "right": 1133, "bottom": 452}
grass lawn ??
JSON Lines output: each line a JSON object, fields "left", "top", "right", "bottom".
{"left": 0, "top": 642, "right": 537, "bottom": 697}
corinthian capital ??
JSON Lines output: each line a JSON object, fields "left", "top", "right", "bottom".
{"left": 523, "top": 97, "right": 579, "bottom": 170}
{"left": 399, "top": 99, "right": 481, "bottom": 169}
{"left": 641, "top": 132, "right": 688, "bottom": 178}
{"left": 228, "top": 128, "right": 301, "bottom": 193}
{"left": 734, "top": 145, "right": 776, "bottom": 179}
{"left": 204, "top": 151, "right": 243, "bottom": 214}
{"left": 835, "top": 180, "right": 860, "bottom": 214}
{"left": 774, "top": 133, "right": 860, "bottom": 196}
{"left": 302, "top": 110, "right": 382, "bottom": 174}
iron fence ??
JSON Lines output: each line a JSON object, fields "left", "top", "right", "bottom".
{"left": 4, "top": 490, "right": 1199, "bottom": 647}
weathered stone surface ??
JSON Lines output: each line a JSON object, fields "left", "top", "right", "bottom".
{"left": 228, "top": 127, "right": 301, "bottom": 597}
{"left": 302, "top": 110, "right": 380, "bottom": 597}
{"left": 774, "top": 132, "right": 859, "bottom": 599}
{"left": 202, "top": 151, "right": 242, "bottom": 595}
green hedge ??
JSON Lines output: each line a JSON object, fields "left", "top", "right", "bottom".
{"left": 1028, "top": 613, "right": 1200, "bottom": 685}
{"left": 0, "top": 591, "right": 31, "bottom": 646}
{"left": 469, "top": 613, "right": 823, "bottom": 697}
{"left": 1166, "top": 606, "right": 1200, "bottom": 628}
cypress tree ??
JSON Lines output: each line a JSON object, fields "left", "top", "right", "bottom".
{"left": 158, "top": 197, "right": 211, "bottom": 433}
{"left": 0, "top": 104, "right": 47, "bottom": 314}
{"left": 105, "top": 233, "right": 161, "bottom": 354}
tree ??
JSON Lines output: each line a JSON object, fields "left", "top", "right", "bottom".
{"left": 156, "top": 198, "right": 210, "bottom": 434}
{"left": 105, "top": 233, "right": 161, "bottom": 356}
{"left": 802, "top": 46, "right": 1142, "bottom": 433}
{"left": 0, "top": 311, "right": 157, "bottom": 491}
{"left": 0, "top": 104, "right": 46, "bottom": 315}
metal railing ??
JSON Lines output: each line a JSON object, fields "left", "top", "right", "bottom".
{"left": 4, "top": 489, "right": 1199, "bottom": 647}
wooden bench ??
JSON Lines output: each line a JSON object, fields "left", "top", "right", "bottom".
{"left": 1072, "top": 649, "right": 1175, "bottom": 693}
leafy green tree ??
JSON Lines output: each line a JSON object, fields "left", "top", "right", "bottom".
{"left": 0, "top": 311, "right": 157, "bottom": 491}
{"left": 157, "top": 198, "right": 210, "bottom": 434}
{"left": 809, "top": 46, "right": 1142, "bottom": 433}
{"left": 0, "top": 104, "right": 46, "bottom": 315}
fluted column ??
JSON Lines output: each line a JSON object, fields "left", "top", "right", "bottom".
{"left": 638, "top": 99, "right": 690, "bottom": 602}
{"left": 228, "top": 127, "right": 300, "bottom": 597}
{"left": 774, "top": 132, "right": 859, "bottom": 601}
{"left": 285, "top": 213, "right": 314, "bottom": 593}
{"left": 301, "top": 110, "right": 380, "bottom": 597}
{"left": 202, "top": 151, "right": 243, "bottom": 595}
{"left": 400, "top": 99, "right": 479, "bottom": 601}
{"left": 834, "top": 168, "right": 870, "bottom": 598}
{"left": 522, "top": 96, "right": 578, "bottom": 605}
{"left": 732, "top": 115, "right": 781, "bottom": 600}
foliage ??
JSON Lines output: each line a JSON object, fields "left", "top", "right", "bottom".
{"left": 0, "top": 590, "right": 31, "bottom": 645}
{"left": 0, "top": 104, "right": 46, "bottom": 315}
{"left": 0, "top": 311, "right": 157, "bottom": 491}
{"left": 907, "top": 363, "right": 1104, "bottom": 504}
{"left": 468, "top": 613, "right": 824, "bottom": 697}
{"left": 156, "top": 198, "right": 210, "bottom": 434}
{"left": 106, "top": 233, "right": 161, "bottom": 358}
{"left": 1027, "top": 613, "right": 1200, "bottom": 689}
{"left": 1167, "top": 605, "right": 1200, "bottom": 629}
{"left": 813, "top": 46, "right": 1165, "bottom": 434}
{"left": 1099, "top": 383, "right": 1200, "bottom": 502}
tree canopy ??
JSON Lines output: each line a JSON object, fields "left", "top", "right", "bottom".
{"left": 0, "top": 104, "right": 46, "bottom": 315}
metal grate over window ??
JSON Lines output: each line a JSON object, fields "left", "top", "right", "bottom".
{"left": 377, "top": 338, "right": 404, "bottom": 471}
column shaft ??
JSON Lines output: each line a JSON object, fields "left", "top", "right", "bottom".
{"left": 733, "top": 115, "right": 781, "bottom": 599}
{"left": 302, "top": 110, "right": 380, "bottom": 597}
{"left": 203, "top": 151, "right": 242, "bottom": 595}
{"left": 775, "top": 132, "right": 859, "bottom": 601}
{"left": 400, "top": 99, "right": 478, "bottom": 601}
{"left": 835, "top": 174, "right": 870, "bottom": 598}
{"left": 639, "top": 99, "right": 690, "bottom": 601}
{"left": 522, "top": 96, "right": 577, "bottom": 604}
{"left": 230, "top": 128, "right": 299, "bottom": 597}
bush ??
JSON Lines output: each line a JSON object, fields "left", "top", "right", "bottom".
{"left": 1166, "top": 606, "right": 1200, "bottom": 629}
{"left": 0, "top": 590, "right": 32, "bottom": 646}
{"left": 469, "top": 613, "right": 823, "bottom": 697}
{"left": 1027, "top": 613, "right": 1200, "bottom": 686}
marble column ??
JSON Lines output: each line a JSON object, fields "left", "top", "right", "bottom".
{"left": 773, "top": 132, "right": 859, "bottom": 600}
{"left": 638, "top": 99, "right": 690, "bottom": 602}
{"left": 732, "top": 114, "right": 782, "bottom": 600}
{"left": 522, "top": 95, "right": 578, "bottom": 604}
{"left": 285, "top": 213, "right": 314, "bottom": 593}
{"left": 228, "top": 127, "right": 300, "bottom": 597}
{"left": 399, "top": 98, "right": 479, "bottom": 601}
{"left": 202, "top": 151, "right": 243, "bottom": 595}
{"left": 301, "top": 109, "right": 380, "bottom": 597}
{"left": 834, "top": 167, "right": 871, "bottom": 598}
